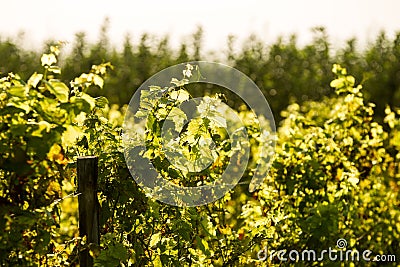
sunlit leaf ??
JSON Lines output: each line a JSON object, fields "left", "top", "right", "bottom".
{"left": 41, "top": 53, "right": 57, "bottom": 66}
{"left": 27, "top": 73, "right": 43, "bottom": 88}
{"left": 150, "top": 232, "right": 161, "bottom": 248}
{"left": 166, "top": 107, "right": 187, "bottom": 132}
{"left": 62, "top": 125, "right": 83, "bottom": 147}
{"left": 47, "top": 80, "right": 69, "bottom": 103}
{"left": 8, "top": 85, "right": 28, "bottom": 97}
{"left": 48, "top": 66, "right": 61, "bottom": 74}
{"left": 170, "top": 89, "right": 190, "bottom": 102}
{"left": 95, "top": 96, "right": 108, "bottom": 108}
{"left": 31, "top": 120, "right": 52, "bottom": 137}
{"left": 93, "top": 74, "right": 104, "bottom": 88}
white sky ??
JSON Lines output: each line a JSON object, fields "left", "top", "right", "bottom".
{"left": 0, "top": 0, "right": 399, "bottom": 52}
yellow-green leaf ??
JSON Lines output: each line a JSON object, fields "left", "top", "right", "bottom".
{"left": 50, "top": 45, "right": 60, "bottom": 56}
{"left": 8, "top": 86, "right": 28, "bottom": 97}
{"left": 171, "top": 78, "right": 189, "bottom": 87}
{"left": 62, "top": 125, "right": 83, "bottom": 147}
{"left": 166, "top": 107, "right": 187, "bottom": 132}
{"left": 170, "top": 89, "right": 190, "bottom": 102}
{"left": 31, "top": 121, "right": 52, "bottom": 137}
{"left": 346, "top": 75, "right": 355, "bottom": 86}
{"left": 348, "top": 177, "right": 359, "bottom": 187}
{"left": 95, "top": 96, "right": 108, "bottom": 108}
{"left": 81, "top": 93, "right": 96, "bottom": 109}
{"left": 41, "top": 53, "right": 57, "bottom": 66}
{"left": 47, "top": 80, "right": 69, "bottom": 103}
{"left": 150, "top": 232, "right": 161, "bottom": 248}
{"left": 330, "top": 78, "right": 344, "bottom": 89}
{"left": 48, "top": 66, "right": 61, "bottom": 74}
{"left": 28, "top": 73, "right": 43, "bottom": 88}
{"left": 93, "top": 74, "right": 104, "bottom": 88}
{"left": 153, "top": 255, "right": 162, "bottom": 267}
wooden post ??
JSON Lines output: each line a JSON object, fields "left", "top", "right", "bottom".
{"left": 77, "top": 156, "right": 100, "bottom": 267}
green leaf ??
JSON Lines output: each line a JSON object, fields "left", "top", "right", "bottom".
{"left": 47, "top": 80, "right": 69, "bottom": 103}
{"left": 185, "top": 118, "right": 205, "bottom": 145}
{"left": 153, "top": 255, "right": 162, "bottom": 267}
{"left": 69, "top": 95, "right": 92, "bottom": 113}
{"left": 171, "top": 78, "right": 189, "bottom": 87}
{"left": 207, "top": 111, "right": 227, "bottom": 128}
{"left": 62, "top": 125, "right": 83, "bottom": 147}
{"left": 109, "top": 243, "right": 128, "bottom": 261}
{"left": 6, "top": 100, "right": 30, "bottom": 113}
{"left": 348, "top": 176, "right": 359, "bottom": 187}
{"left": 196, "top": 236, "right": 211, "bottom": 256}
{"left": 8, "top": 86, "right": 28, "bottom": 97}
{"left": 166, "top": 107, "right": 187, "bottom": 132}
{"left": 41, "top": 53, "right": 57, "bottom": 66}
{"left": 330, "top": 78, "right": 344, "bottom": 89}
{"left": 93, "top": 74, "right": 104, "bottom": 88}
{"left": 150, "top": 232, "right": 161, "bottom": 248}
{"left": 48, "top": 66, "right": 61, "bottom": 74}
{"left": 95, "top": 96, "right": 108, "bottom": 108}
{"left": 81, "top": 93, "right": 96, "bottom": 109}
{"left": 15, "top": 213, "right": 36, "bottom": 226}
{"left": 174, "top": 220, "right": 192, "bottom": 241}
{"left": 31, "top": 121, "right": 52, "bottom": 137}
{"left": 27, "top": 72, "right": 43, "bottom": 88}
{"left": 170, "top": 89, "right": 190, "bottom": 102}
{"left": 346, "top": 75, "right": 355, "bottom": 86}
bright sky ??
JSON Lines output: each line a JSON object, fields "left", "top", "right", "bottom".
{"left": 0, "top": 0, "right": 399, "bottom": 51}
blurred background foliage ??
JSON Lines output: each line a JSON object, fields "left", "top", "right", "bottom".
{"left": 1, "top": 23, "right": 399, "bottom": 123}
